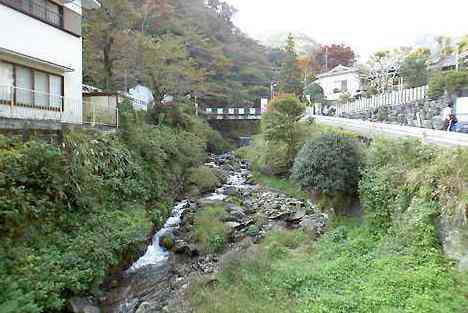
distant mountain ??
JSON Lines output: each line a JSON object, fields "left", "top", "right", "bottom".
{"left": 258, "top": 32, "right": 320, "bottom": 56}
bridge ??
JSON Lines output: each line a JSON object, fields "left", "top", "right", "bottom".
{"left": 306, "top": 114, "right": 468, "bottom": 148}
{"left": 202, "top": 107, "right": 262, "bottom": 120}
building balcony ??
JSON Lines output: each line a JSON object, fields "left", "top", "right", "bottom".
{"left": 0, "top": 0, "right": 82, "bottom": 36}
{"left": 0, "top": 85, "right": 118, "bottom": 127}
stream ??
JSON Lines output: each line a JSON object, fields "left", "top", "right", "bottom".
{"left": 101, "top": 154, "right": 253, "bottom": 313}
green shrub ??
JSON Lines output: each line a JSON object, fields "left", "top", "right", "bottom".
{"left": 428, "top": 70, "right": 468, "bottom": 98}
{"left": 188, "top": 166, "right": 221, "bottom": 194}
{"left": 194, "top": 206, "right": 228, "bottom": 253}
{"left": 292, "top": 132, "right": 361, "bottom": 196}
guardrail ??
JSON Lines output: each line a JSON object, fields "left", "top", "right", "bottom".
{"left": 337, "top": 86, "right": 428, "bottom": 116}
{"left": 306, "top": 114, "right": 468, "bottom": 147}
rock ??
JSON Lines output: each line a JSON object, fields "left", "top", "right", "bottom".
{"left": 300, "top": 215, "right": 327, "bottom": 236}
{"left": 135, "top": 302, "right": 152, "bottom": 313}
{"left": 174, "top": 240, "right": 199, "bottom": 257}
{"left": 159, "top": 232, "right": 176, "bottom": 250}
{"left": 286, "top": 209, "right": 306, "bottom": 223}
{"left": 69, "top": 297, "right": 101, "bottom": 313}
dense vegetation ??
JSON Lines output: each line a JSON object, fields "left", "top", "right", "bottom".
{"left": 0, "top": 103, "right": 226, "bottom": 313}
{"left": 192, "top": 134, "right": 468, "bottom": 313}
{"left": 84, "top": 0, "right": 273, "bottom": 105}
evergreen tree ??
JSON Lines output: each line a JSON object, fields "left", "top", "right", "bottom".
{"left": 279, "top": 34, "right": 304, "bottom": 96}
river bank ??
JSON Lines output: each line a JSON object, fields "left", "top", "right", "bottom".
{"left": 96, "top": 153, "right": 329, "bottom": 313}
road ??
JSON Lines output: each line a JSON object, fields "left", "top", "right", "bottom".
{"left": 305, "top": 115, "right": 468, "bottom": 148}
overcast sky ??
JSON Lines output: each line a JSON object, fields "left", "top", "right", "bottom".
{"left": 225, "top": 0, "right": 468, "bottom": 60}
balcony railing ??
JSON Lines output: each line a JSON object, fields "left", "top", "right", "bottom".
{"left": 0, "top": 85, "right": 65, "bottom": 121}
{"left": 1, "top": 0, "right": 63, "bottom": 26}
{"left": 0, "top": 85, "right": 119, "bottom": 127}
{"left": 0, "top": 0, "right": 82, "bottom": 36}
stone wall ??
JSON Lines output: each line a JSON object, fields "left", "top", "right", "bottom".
{"left": 340, "top": 96, "right": 450, "bottom": 130}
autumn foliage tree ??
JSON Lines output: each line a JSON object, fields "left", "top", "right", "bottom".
{"left": 310, "top": 44, "right": 356, "bottom": 74}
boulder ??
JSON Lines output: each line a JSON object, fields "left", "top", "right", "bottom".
{"left": 135, "top": 302, "right": 152, "bottom": 313}
{"left": 69, "top": 297, "right": 101, "bottom": 313}
{"left": 174, "top": 240, "right": 199, "bottom": 257}
{"left": 286, "top": 209, "right": 306, "bottom": 223}
{"left": 300, "top": 215, "right": 328, "bottom": 236}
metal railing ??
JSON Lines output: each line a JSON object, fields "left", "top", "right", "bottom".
{"left": 0, "top": 85, "right": 64, "bottom": 121}
{"left": 0, "top": 0, "right": 63, "bottom": 27}
{"left": 337, "top": 85, "right": 429, "bottom": 116}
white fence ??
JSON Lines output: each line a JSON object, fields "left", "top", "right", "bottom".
{"left": 337, "top": 86, "right": 429, "bottom": 116}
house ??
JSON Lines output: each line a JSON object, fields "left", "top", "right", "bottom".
{"left": 315, "top": 65, "right": 362, "bottom": 101}
{"left": 0, "top": 0, "right": 100, "bottom": 127}
{"left": 128, "top": 83, "right": 154, "bottom": 110}
{"left": 430, "top": 52, "right": 468, "bottom": 72}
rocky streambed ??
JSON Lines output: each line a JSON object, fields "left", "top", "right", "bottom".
{"left": 91, "top": 154, "right": 329, "bottom": 313}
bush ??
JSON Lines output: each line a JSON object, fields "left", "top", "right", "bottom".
{"left": 194, "top": 206, "right": 228, "bottom": 253}
{"left": 292, "top": 132, "right": 361, "bottom": 196}
{"left": 188, "top": 166, "right": 221, "bottom": 194}
{"left": 428, "top": 70, "right": 468, "bottom": 98}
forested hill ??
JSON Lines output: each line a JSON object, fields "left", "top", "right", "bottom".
{"left": 83, "top": 0, "right": 273, "bottom": 106}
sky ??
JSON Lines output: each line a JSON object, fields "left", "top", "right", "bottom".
{"left": 225, "top": 0, "right": 468, "bottom": 60}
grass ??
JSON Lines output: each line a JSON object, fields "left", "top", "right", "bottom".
{"left": 253, "top": 172, "right": 308, "bottom": 200}
{"left": 194, "top": 205, "right": 229, "bottom": 254}
{"left": 190, "top": 220, "right": 468, "bottom": 313}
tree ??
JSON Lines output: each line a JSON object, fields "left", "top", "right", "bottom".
{"left": 304, "top": 83, "right": 324, "bottom": 103}
{"left": 310, "top": 44, "right": 356, "bottom": 74}
{"left": 364, "top": 48, "right": 410, "bottom": 93}
{"left": 136, "top": 33, "right": 205, "bottom": 102}
{"left": 262, "top": 95, "right": 305, "bottom": 167}
{"left": 83, "top": 0, "right": 138, "bottom": 90}
{"left": 400, "top": 48, "right": 431, "bottom": 88}
{"left": 279, "top": 34, "right": 304, "bottom": 96}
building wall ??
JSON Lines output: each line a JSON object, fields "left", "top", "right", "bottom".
{"left": 317, "top": 72, "right": 361, "bottom": 101}
{"left": 0, "top": 2, "right": 83, "bottom": 123}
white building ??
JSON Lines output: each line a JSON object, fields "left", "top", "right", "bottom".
{"left": 129, "top": 84, "right": 154, "bottom": 111}
{"left": 315, "top": 65, "right": 361, "bottom": 101}
{"left": 0, "top": 0, "right": 100, "bottom": 125}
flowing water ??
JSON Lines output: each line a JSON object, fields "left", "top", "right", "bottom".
{"left": 102, "top": 154, "right": 252, "bottom": 313}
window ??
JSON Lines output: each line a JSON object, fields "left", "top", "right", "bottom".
{"left": 0, "top": 62, "right": 14, "bottom": 103}
{"left": 238, "top": 108, "right": 245, "bottom": 115}
{"left": 341, "top": 80, "right": 348, "bottom": 92}
{"left": 217, "top": 108, "right": 223, "bottom": 114}
{"left": 16, "top": 66, "right": 33, "bottom": 105}
{"left": 49, "top": 75, "right": 62, "bottom": 108}
{"left": 249, "top": 108, "right": 256, "bottom": 115}
{"left": 1, "top": 0, "right": 64, "bottom": 28}
{"left": 34, "top": 71, "right": 48, "bottom": 106}
{"left": 0, "top": 62, "right": 63, "bottom": 109}
{"left": 46, "top": 0, "right": 61, "bottom": 26}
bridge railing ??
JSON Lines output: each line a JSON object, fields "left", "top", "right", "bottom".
{"left": 203, "top": 107, "right": 262, "bottom": 120}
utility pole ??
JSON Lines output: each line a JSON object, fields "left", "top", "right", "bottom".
{"left": 325, "top": 47, "right": 329, "bottom": 72}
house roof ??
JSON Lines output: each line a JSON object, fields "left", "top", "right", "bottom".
{"left": 316, "top": 65, "right": 358, "bottom": 79}
{"left": 431, "top": 52, "right": 468, "bottom": 69}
